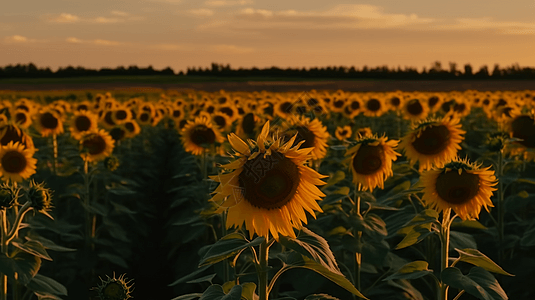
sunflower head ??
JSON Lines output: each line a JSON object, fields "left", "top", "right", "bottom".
{"left": 210, "top": 121, "right": 327, "bottom": 240}
{"left": 104, "top": 156, "right": 120, "bottom": 172}
{"left": 420, "top": 158, "right": 497, "bottom": 220}
{"left": 345, "top": 134, "right": 401, "bottom": 191}
{"left": 26, "top": 180, "right": 53, "bottom": 213}
{"left": 485, "top": 132, "right": 510, "bottom": 152}
{"left": 180, "top": 116, "right": 225, "bottom": 156}
{"left": 80, "top": 129, "right": 115, "bottom": 162}
{"left": 335, "top": 125, "right": 352, "bottom": 140}
{"left": 399, "top": 117, "right": 465, "bottom": 171}
{"left": 93, "top": 273, "right": 134, "bottom": 300}
{"left": 0, "top": 141, "right": 37, "bottom": 182}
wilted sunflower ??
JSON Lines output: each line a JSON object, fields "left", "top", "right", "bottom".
{"left": 33, "top": 109, "right": 64, "bottom": 137}
{"left": 210, "top": 121, "right": 326, "bottom": 240}
{"left": 282, "top": 116, "right": 330, "bottom": 160}
{"left": 335, "top": 125, "right": 352, "bottom": 141}
{"left": 399, "top": 117, "right": 465, "bottom": 171}
{"left": 0, "top": 141, "right": 37, "bottom": 182}
{"left": 181, "top": 116, "right": 225, "bottom": 156}
{"left": 69, "top": 110, "right": 99, "bottom": 140}
{"left": 420, "top": 158, "right": 497, "bottom": 220}
{"left": 80, "top": 129, "right": 115, "bottom": 163}
{"left": 345, "top": 134, "right": 400, "bottom": 191}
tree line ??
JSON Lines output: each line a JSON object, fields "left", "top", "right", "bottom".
{"left": 1, "top": 62, "right": 535, "bottom": 80}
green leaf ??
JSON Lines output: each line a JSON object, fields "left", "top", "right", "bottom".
{"left": 199, "top": 284, "right": 242, "bottom": 300}
{"left": 97, "top": 253, "right": 128, "bottom": 268}
{"left": 24, "top": 234, "right": 76, "bottom": 252}
{"left": 278, "top": 252, "right": 367, "bottom": 299}
{"left": 26, "top": 274, "right": 68, "bottom": 296}
{"left": 450, "top": 231, "right": 477, "bottom": 250}
{"left": 441, "top": 267, "right": 508, "bottom": 300}
{"left": 520, "top": 220, "right": 535, "bottom": 247}
{"left": 199, "top": 234, "right": 264, "bottom": 267}
{"left": 169, "top": 265, "right": 211, "bottom": 286}
{"left": 333, "top": 186, "right": 350, "bottom": 195}
{"left": 1, "top": 250, "right": 42, "bottom": 285}
{"left": 304, "top": 294, "right": 341, "bottom": 300}
{"left": 450, "top": 220, "right": 487, "bottom": 230}
{"left": 239, "top": 283, "right": 258, "bottom": 300}
{"left": 187, "top": 274, "right": 216, "bottom": 284}
{"left": 383, "top": 261, "right": 433, "bottom": 281}
{"left": 279, "top": 227, "right": 340, "bottom": 273}
{"left": 400, "top": 209, "right": 439, "bottom": 230}
{"left": 454, "top": 249, "right": 514, "bottom": 276}
{"left": 395, "top": 224, "right": 434, "bottom": 250}
{"left": 362, "top": 214, "right": 387, "bottom": 237}
{"left": 323, "top": 171, "right": 345, "bottom": 188}
{"left": 171, "top": 293, "right": 203, "bottom": 300}
{"left": 12, "top": 240, "right": 52, "bottom": 261}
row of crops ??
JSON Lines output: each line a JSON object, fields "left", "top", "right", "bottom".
{"left": 0, "top": 89, "right": 534, "bottom": 300}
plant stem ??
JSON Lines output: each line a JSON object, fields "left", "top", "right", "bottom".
{"left": 258, "top": 238, "right": 269, "bottom": 300}
{"left": 52, "top": 134, "right": 58, "bottom": 175}
{"left": 439, "top": 208, "right": 452, "bottom": 300}
{"left": 354, "top": 185, "right": 362, "bottom": 292}
{"left": 83, "top": 159, "right": 92, "bottom": 250}
{"left": 1, "top": 210, "right": 7, "bottom": 300}
{"left": 497, "top": 150, "right": 504, "bottom": 265}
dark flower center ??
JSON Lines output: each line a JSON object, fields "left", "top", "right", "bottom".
{"left": 83, "top": 135, "right": 107, "bottom": 155}
{"left": 366, "top": 99, "right": 381, "bottom": 112}
{"left": 115, "top": 110, "right": 128, "bottom": 120}
{"left": 436, "top": 170, "right": 480, "bottom": 205}
{"left": 390, "top": 97, "right": 400, "bottom": 107}
{"left": 190, "top": 125, "right": 216, "bottom": 146}
{"left": 411, "top": 125, "right": 451, "bottom": 155}
{"left": 15, "top": 112, "right": 27, "bottom": 125}
{"left": 428, "top": 96, "right": 439, "bottom": 107}
{"left": 242, "top": 113, "right": 256, "bottom": 136}
{"left": 333, "top": 100, "right": 345, "bottom": 108}
{"left": 219, "top": 107, "right": 234, "bottom": 118}
{"left": 352, "top": 144, "right": 384, "bottom": 175}
{"left": 511, "top": 115, "right": 535, "bottom": 148}
{"left": 1, "top": 151, "right": 26, "bottom": 173}
{"left": 407, "top": 99, "right": 423, "bottom": 116}
{"left": 290, "top": 126, "right": 315, "bottom": 149}
{"left": 40, "top": 112, "right": 59, "bottom": 129}
{"left": 75, "top": 116, "right": 92, "bottom": 132}
{"left": 110, "top": 127, "right": 126, "bottom": 141}
{"left": 239, "top": 153, "right": 299, "bottom": 209}
{"left": 351, "top": 100, "right": 361, "bottom": 110}
{"left": 213, "top": 115, "right": 227, "bottom": 129}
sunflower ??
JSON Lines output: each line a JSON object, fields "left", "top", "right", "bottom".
{"left": 33, "top": 109, "right": 64, "bottom": 137}
{"left": 210, "top": 121, "right": 327, "bottom": 240}
{"left": 420, "top": 158, "right": 497, "bottom": 220}
{"left": 402, "top": 97, "right": 429, "bottom": 121}
{"left": 13, "top": 109, "right": 32, "bottom": 129}
{"left": 123, "top": 120, "right": 141, "bottom": 139}
{"left": 355, "top": 127, "right": 373, "bottom": 139}
{"left": 80, "top": 129, "right": 115, "bottom": 163}
{"left": 0, "top": 124, "right": 34, "bottom": 151}
{"left": 335, "top": 125, "right": 352, "bottom": 141}
{"left": 282, "top": 116, "right": 330, "bottom": 160}
{"left": 345, "top": 134, "right": 400, "bottom": 191}
{"left": 399, "top": 117, "right": 465, "bottom": 171}
{"left": 0, "top": 141, "right": 37, "bottom": 182}
{"left": 362, "top": 94, "right": 387, "bottom": 117}
{"left": 236, "top": 112, "right": 262, "bottom": 140}
{"left": 180, "top": 116, "right": 225, "bottom": 156}
{"left": 69, "top": 110, "right": 99, "bottom": 140}
{"left": 111, "top": 105, "right": 132, "bottom": 125}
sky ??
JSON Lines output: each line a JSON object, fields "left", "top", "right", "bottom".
{"left": 1, "top": 0, "right": 535, "bottom": 73}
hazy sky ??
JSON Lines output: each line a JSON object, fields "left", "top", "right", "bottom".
{"left": 1, "top": 0, "right": 534, "bottom": 72}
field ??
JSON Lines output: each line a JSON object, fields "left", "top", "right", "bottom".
{"left": 0, "top": 85, "right": 533, "bottom": 300}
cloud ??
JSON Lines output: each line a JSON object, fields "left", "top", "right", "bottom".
{"left": 211, "top": 44, "right": 254, "bottom": 54}
{"left": 239, "top": 8, "right": 273, "bottom": 18}
{"left": 65, "top": 37, "right": 122, "bottom": 46}
{"left": 150, "top": 44, "right": 185, "bottom": 50}
{"left": 47, "top": 13, "right": 80, "bottom": 23}
{"left": 205, "top": 0, "right": 253, "bottom": 7}
{"left": 111, "top": 11, "right": 129, "bottom": 17}
{"left": 94, "top": 17, "right": 123, "bottom": 24}
{"left": 188, "top": 9, "right": 215, "bottom": 17}
{"left": 4, "top": 35, "right": 29, "bottom": 43}
{"left": 435, "top": 17, "right": 535, "bottom": 35}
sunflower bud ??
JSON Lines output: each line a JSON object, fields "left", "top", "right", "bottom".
{"left": 0, "top": 183, "right": 19, "bottom": 210}
{"left": 485, "top": 132, "right": 510, "bottom": 152}
{"left": 104, "top": 156, "right": 120, "bottom": 172}
{"left": 93, "top": 273, "right": 134, "bottom": 300}
{"left": 26, "top": 181, "right": 53, "bottom": 212}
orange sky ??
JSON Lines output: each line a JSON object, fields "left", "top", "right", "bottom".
{"left": 2, "top": 0, "right": 535, "bottom": 72}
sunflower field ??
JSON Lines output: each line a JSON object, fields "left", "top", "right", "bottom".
{"left": 0, "top": 88, "right": 534, "bottom": 300}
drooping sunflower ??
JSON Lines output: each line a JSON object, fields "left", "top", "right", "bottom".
{"left": 180, "top": 116, "right": 225, "bottom": 156}
{"left": 399, "top": 117, "right": 465, "bottom": 171}
{"left": 335, "top": 125, "right": 352, "bottom": 141}
{"left": 33, "top": 109, "right": 64, "bottom": 137}
{"left": 80, "top": 129, "right": 115, "bottom": 163}
{"left": 345, "top": 134, "right": 400, "bottom": 191}
{"left": 210, "top": 121, "right": 327, "bottom": 240}
{"left": 69, "top": 110, "right": 99, "bottom": 140}
{"left": 420, "top": 158, "right": 497, "bottom": 220}
{"left": 0, "top": 141, "right": 37, "bottom": 182}
{"left": 282, "top": 116, "right": 330, "bottom": 160}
